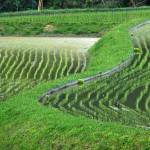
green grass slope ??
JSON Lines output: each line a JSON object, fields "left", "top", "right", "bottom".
{"left": 0, "top": 12, "right": 150, "bottom": 149}
{"left": 0, "top": 91, "right": 150, "bottom": 150}
{"left": 0, "top": 11, "right": 150, "bottom": 36}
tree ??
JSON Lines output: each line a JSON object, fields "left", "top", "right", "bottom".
{"left": 13, "top": 0, "right": 21, "bottom": 11}
{"left": 0, "top": 0, "right": 148, "bottom": 12}
{"left": 38, "top": 0, "right": 43, "bottom": 11}
{"left": 146, "top": 0, "right": 150, "bottom": 5}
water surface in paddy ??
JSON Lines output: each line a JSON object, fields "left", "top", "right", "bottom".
{"left": 0, "top": 36, "right": 99, "bottom": 101}
{"left": 0, "top": 37, "right": 99, "bottom": 52}
{"left": 40, "top": 23, "right": 150, "bottom": 126}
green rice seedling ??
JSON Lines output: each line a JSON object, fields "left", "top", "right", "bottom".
{"left": 36, "top": 51, "right": 48, "bottom": 79}
{"left": 48, "top": 93, "right": 60, "bottom": 106}
{"left": 81, "top": 52, "right": 88, "bottom": 72}
{"left": 0, "top": 49, "right": 9, "bottom": 72}
{"left": 78, "top": 79, "right": 84, "bottom": 84}
{"left": 130, "top": 32, "right": 134, "bottom": 36}
{"left": 48, "top": 50, "right": 57, "bottom": 80}
{"left": 13, "top": 49, "right": 28, "bottom": 79}
{"left": 27, "top": 52, "right": 37, "bottom": 79}
{"left": 66, "top": 50, "right": 74, "bottom": 76}
{"left": 6, "top": 50, "right": 21, "bottom": 79}
{"left": 67, "top": 93, "right": 78, "bottom": 109}
{"left": 44, "top": 94, "right": 50, "bottom": 104}
{"left": 137, "top": 84, "right": 149, "bottom": 111}
{"left": 33, "top": 50, "right": 44, "bottom": 80}
{"left": 1, "top": 49, "right": 15, "bottom": 78}
{"left": 74, "top": 51, "right": 81, "bottom": 74}
{"left": 60, "top": 50, "right": 68, "bottom": 77}
{"left": 19, "top": 49, "right": 32, "bottom": 79}
{"left": 58, "top": 93, "right": 69, "bottom": 110}
{"left": 134, "top": 48, "right": 141, "bottom": 54}
{"left": 54, "top": 50, "right": 63, "bottom": 79}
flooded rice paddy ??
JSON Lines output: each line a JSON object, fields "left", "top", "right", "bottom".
{"left": 40, "top": 23, "right": 150, "bottom": 126}
{"left": 0, "top": 37, "right": 99, "bottom": 101}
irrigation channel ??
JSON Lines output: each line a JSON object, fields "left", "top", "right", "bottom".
{"left": 39, "top": 22, "right": 150, "bottom": 127}
{"left": 0, "top": 37, "right": 99, "bottom": 101}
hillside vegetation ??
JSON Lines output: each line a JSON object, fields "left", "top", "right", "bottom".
{"left": 0, "top": 10, "right": 150, "bottom": 149}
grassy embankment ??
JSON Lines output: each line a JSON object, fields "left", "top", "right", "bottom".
{"left": 0, "top": 11, "right": 150, "bottom": 149}
{"left": 0, "top": 10, "right": 150, "bottom": 36}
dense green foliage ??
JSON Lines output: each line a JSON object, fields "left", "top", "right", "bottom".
{"left": 0, "top": 10, "right": 150, "bottom": 149}
{"left": 0, "top": 0, "right": 150, "bottom": 12}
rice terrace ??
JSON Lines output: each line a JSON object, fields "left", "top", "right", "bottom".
{"left": 0, "top": 36, "right": 98, "bottom": 100}
{"left": 39, "top": 21, "right": 150, "bottom": 127}
{"left": 0, "top": 4, "right": 150, "bottom": 150}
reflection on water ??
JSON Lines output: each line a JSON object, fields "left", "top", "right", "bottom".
{"left": 40, "top": 23, "right": 150, "bottom": 126}
{"left": 0, "top": 37, "right": 99, "bottom": 101}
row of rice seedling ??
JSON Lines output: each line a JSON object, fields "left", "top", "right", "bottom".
{"left": 135, "top": 83, "right": 149, "bottom": 111}
{"left": 60, "top": 50, "right": 68, "bottom": 77}
{"left": 41, "top": 23, "right": 150, "bottom": 126}
{"left": 0, "top": 49, "right": 14, "bottom": 77}
{"left": 0, "top": 79, "right": 36, "bottom": 100}
{"left": 27, "top": 51, "right": 37, "bottom": 79}
{"left": 12, "top": 49, "right": 27, "bottom": 79}
{"left": 54, "top": 50, "right": 63, "bottom": 79}
{"left": 0, "top": 46, "right": 89, "bottom": 101}
{"left": 145, "top": 85, "right": 150, "bottom": 112}
{"left": 1, "top": 11, "right": 149, "bottom": 25}
{"left": 33, "top": 50, "right": 45, "bottom": 79}
{"left": 0, "top": 49, "right": 9, "bottom": 72}
{"left": 66, "top": 50, "right": 75, "bottom": 76}
{"left": 19, "top": 49, "right": 33, "bottom": 79}
{"left": 6, "top": 49, "right": 21, "bottom": 79}
{"left": 44, "top": 79, "right": 149, "bottom": 125}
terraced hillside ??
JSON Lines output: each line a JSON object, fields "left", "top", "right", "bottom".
{"left": 1, "top": 11, "right": 150, "bottom": 149}
{"left": 0, "top": 37, "right": 99, "bottom": 101}
{"left": 40, "top": 22, "right": 150, "bottom": 127}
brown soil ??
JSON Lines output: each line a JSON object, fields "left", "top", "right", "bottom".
{"left": 44, "top": 25, "right": 56, "bottom": 32}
